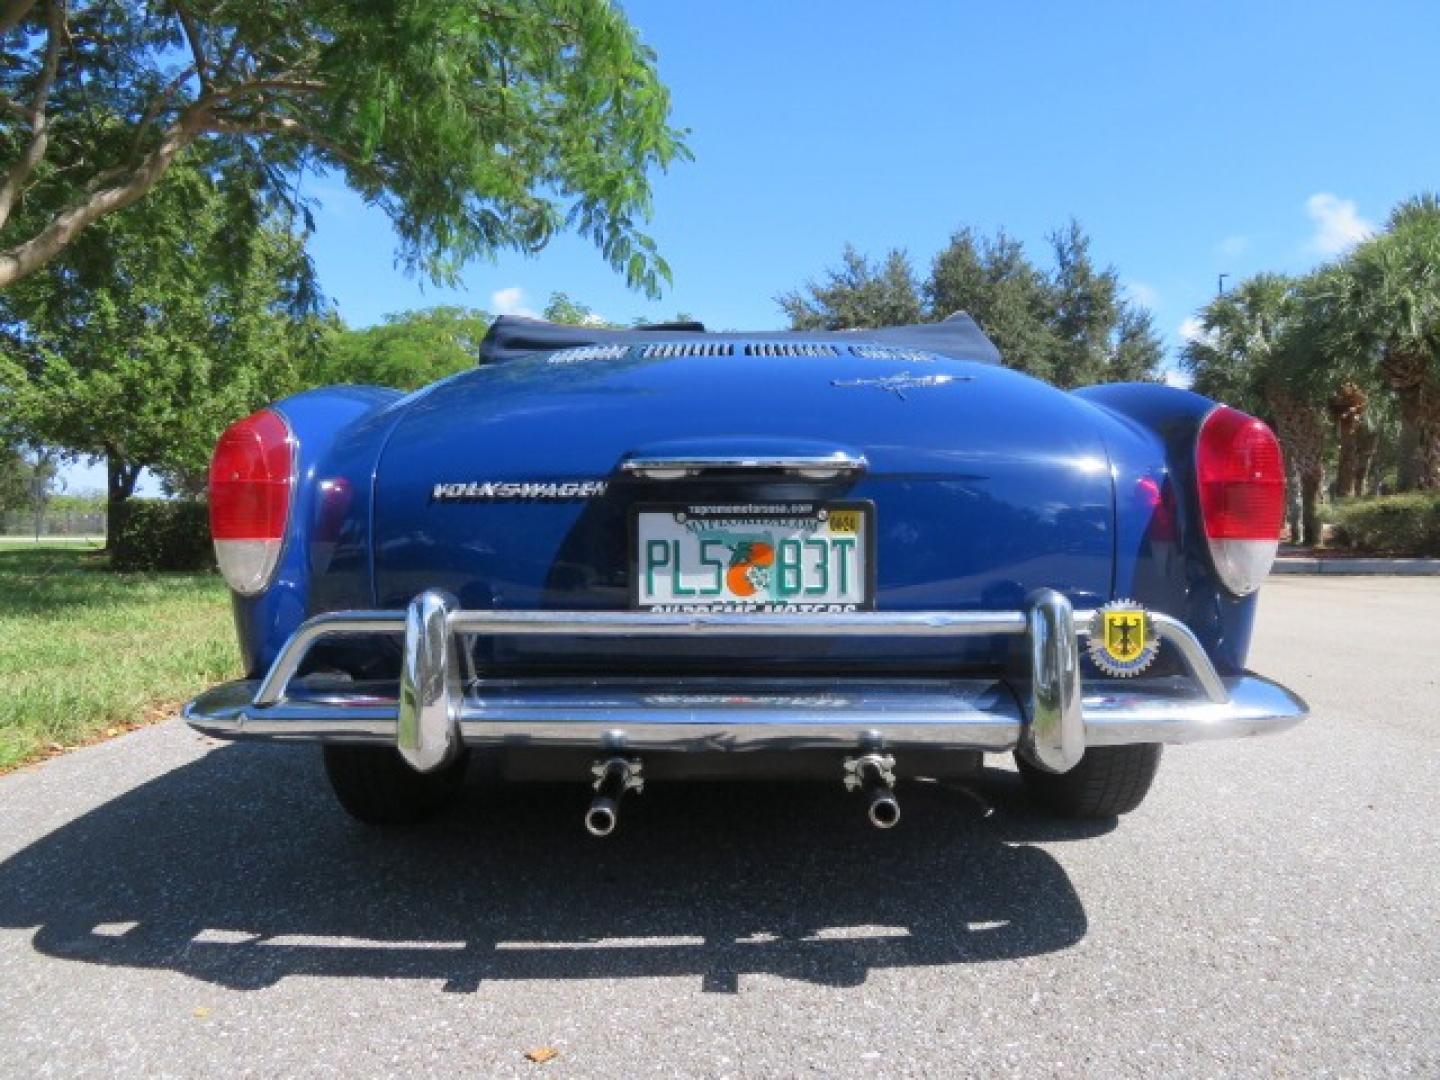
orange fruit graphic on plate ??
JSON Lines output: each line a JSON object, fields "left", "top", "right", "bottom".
{"left": 726, "top": 541, "right": 774, "bottom": 597}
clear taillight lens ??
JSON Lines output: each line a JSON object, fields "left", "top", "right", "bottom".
{"left": 209, "top": 409, "right": 294, "bottom": 595}
{"left": 1196, "top": 405, "right": 1285, "bottom": 595}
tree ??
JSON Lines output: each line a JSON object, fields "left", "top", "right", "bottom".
{"left": 319, "top": 306, "right": 490, "bottom": 390}
{"left": 778, "top": 245, "right": 923, "bottom": 330}
{"left": 0, "top": 162, "right": 321, "bottom": 539}
{"left": 0, "top": 0, "right": 686, "bottom": 292}
{"left": 0, "top": 439, "right": 26, "bottom": 513}
{"left": 1110, "top": 305, "right": 1165, "bottom": 383}
{"left": 543, "top": 292, "right": 615, "bottom": 327}
{"left": 1323, "top": 195, "right": 1440, "bottom": 490}
{"left": 926, "top": 228, "right": 1056, "bottom": 380}
{"left": 1045, "top": 221, "right": 1162, "bottom": 387}
{"left": 783, "top": 224, "right": 1161, "bottom": 386}
{"left": 1181, "top": 274, "right": 1331, "bottom": 544}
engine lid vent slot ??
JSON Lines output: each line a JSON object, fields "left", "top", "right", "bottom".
{"left": 639, "top": 342, "right": 735, "bottom": 358}
{"left": 547, "top": 345, "right": 630, "bottom": 364}
{"left": 744, "top": 342, "right": 839, "bottom": 357}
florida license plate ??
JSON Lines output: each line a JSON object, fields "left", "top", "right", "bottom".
{"left": 631, "top": 502, "right": 874, "bottom": 612}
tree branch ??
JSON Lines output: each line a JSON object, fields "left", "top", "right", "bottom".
{"left": 172, "top": 0, "right": 211, "bottom": 93}
{"left": 0, "top": 0, "right": 38, "bottom": 36}
{"left": 0, "top": 101, "right": 206, "bottom": 288}
{"left": 127, "top": 65, "right": 196, "bottom": 162}
{"left": 0, "top": 0, "right": 65, "bottom": 231}
{"left": 212, "top": 77, "right": 328, "bottom": 102}
{"left": 203, "top": 112, "right": 359, "bottom": 166}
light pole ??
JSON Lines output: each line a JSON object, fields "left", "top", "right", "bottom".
{"left": 1217, "top": 273, "right": 1229, "bottom": 296}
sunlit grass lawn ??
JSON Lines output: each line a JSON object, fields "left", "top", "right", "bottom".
{"left": 0, "top": 544, "right": 240, "bottom": 771}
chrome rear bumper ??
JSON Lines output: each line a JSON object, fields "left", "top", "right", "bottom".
{"left": 183, "top": 590, "right": 1307, "bottom": 774}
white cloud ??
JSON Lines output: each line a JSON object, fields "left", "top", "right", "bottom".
{"left": 1305, "top": 193, "right": 1374, "bottom": 255}
{"left": 1178, "top": 316, "right": 1208, "bottom": 343}
{"left": 490, "top": 286, "right": 538, "bottom": 318}
{"left": 1124, "top": 281, "right": 1159, "bottom": 309}
{"left": 1217, "top": 235, "right": 1249, "bottom": 258}
{"left": 1162, "top": 366, "right": 1194, "bottom": 389}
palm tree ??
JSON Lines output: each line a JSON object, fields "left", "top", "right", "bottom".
{"left": 1327, "top": 195, "right": 1440, "bottom": 490}
{"left": 1181, "top": 274, "right": 1330, "bottom": 544}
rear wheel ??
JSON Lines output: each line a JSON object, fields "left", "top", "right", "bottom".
{"left": 322, "top": 744, "right": 468, "bottom": 826}
{"left": 1015, "top": 743, "right": 1162, "bottom": 819}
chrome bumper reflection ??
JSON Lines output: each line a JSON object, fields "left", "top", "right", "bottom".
{"left": 183, "top": 592, "right": 1307, "bottom": 772}
{"left": 185, "top": 672, "right": 1304, "bottom": 754}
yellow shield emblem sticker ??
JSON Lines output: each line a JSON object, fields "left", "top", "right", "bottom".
{"left": 1104, "top": 611, "right": 1147, "bottom": 662}
{"left": 1088, "top": 600, "right": 1160, "bottom": 677}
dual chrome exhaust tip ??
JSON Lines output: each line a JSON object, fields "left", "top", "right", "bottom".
{"left": 582, "top": 752, "right": 903, "bottom": 837}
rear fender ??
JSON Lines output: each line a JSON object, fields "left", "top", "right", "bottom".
{"left": 1073, "top": 382, "right": 1258, "bottom": 675}
{"left": 229, "top": 386, "right": 405, "bottom": 677}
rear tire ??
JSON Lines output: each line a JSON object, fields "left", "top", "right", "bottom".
{"left": 1015, "top": 743, "right": 1162, "bottom": 819}
{"left": 322, "top": 744, "right": 468, "bottom": 826}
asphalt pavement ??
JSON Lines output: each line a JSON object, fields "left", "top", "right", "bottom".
{"left": 0, "top": 577, "right": 1436, "bottom": 1078}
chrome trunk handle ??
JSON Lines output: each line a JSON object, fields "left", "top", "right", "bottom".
{"left": 620, "top": 452, "right": 867, "bottom": 481}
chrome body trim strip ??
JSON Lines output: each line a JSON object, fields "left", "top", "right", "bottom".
{"left": 620, "top": 452, "right": 868, "bottom": 479}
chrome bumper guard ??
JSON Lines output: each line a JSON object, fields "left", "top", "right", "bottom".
{"left": 183, "top": 589, "right": 1307, "bottom": 774}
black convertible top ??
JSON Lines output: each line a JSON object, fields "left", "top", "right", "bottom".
{"left": 477, "top": 312, "right": 1001, "bottom": 365}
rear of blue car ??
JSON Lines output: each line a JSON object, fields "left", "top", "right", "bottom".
{"left": 186, "top": 318, "right": 1306, "bottom": 832}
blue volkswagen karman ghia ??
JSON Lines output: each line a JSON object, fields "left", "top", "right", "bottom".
{"left": 185, "top": 314, "right": 1306, "bottom": 834}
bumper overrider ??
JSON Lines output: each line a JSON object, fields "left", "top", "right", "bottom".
{"left": 184, "top": 589, "right": 1306, "bottom": 776}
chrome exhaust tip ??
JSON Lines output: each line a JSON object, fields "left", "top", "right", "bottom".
{"left": 867, "top": 790, "right": 901, "bottom": 829}
{"left": 584, "top": 797, "right": 619, "bottom": 838}
{"left": 585, "top": 756, "right": 643, "bottom": 838}
{"left": 845, "top": 752, "right": 900, "bottom": 830}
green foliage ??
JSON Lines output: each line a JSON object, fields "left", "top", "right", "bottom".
{"left": 1330, "top": 493, "right": 1440, "bottom": 556}
{"left": 0, "top": 161, "right": 323, "bottom": 500}
{"left": 1320, "top": 199, "right": 1440, "bottom": 383}
{"left": 0, "top": 545, "right": 238, "bottom": 771}
{"left": 1045, "top": 221, "right": 1161, "bottom": 386}
{"left": 778, "top": 245, "right": 924, "bottom": 331}
{"left": 1181, "top": 274, "right": 1304, "bottom": 413}
{"left": 927, "top": 228, "right": 1056, "bottom": 380}
{"left": 1189, "top": 194, "right": 1440, "bottom": 492}
{"left": 110, "top": 499, "right": 213, "bottom": 572}
{"left": 780, "top": 224, "right": 1162, "bottom": 386}
{"left": 0, "top": 0, "right": 687, "bottom": 294}
{"left": 319, "top": 306, "right": 491, "bottom": 390}
{"left": 543, "top": 292, "right": 616, "bottom": 327}
{"left": 46, "top": 491, "right": 106, "bottom": 515}
{"left": 0, "top": 442, "right": 25, "bottom": 512}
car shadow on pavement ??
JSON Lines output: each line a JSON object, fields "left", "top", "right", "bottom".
{"left": 0, "top": 742, "right": 1104, "bottom": 992}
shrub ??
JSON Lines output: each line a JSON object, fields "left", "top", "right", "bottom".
{"left": 111, "top": 499, "right": 215, "bottom": 572}
{"left": 1329, "top": 492, "right": 1440, "bottom": 557}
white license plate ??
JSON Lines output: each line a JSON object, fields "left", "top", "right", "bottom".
{"left": 631, "top": 503, "right": 873, "bottom": 612}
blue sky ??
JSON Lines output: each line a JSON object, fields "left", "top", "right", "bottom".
{"left": 65, "top": 0, "right": 1440, "bottom": 494}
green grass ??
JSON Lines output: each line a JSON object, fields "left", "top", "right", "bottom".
{"left": 0, "top": 545, "right": 240, "bottom": 771}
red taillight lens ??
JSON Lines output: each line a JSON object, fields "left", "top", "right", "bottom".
{"left": 1196, "top": 406, "right": 1285, "bottom": 595}
{"left": 209, "top": 409, "right": 293, "bottom": 593}
{"left": 1197, "top": 407, "right": 1286, "bottom": 539}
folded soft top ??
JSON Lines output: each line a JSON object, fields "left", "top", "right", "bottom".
{"left": 477, "top": 312, "right": 1002, "bottom": 366}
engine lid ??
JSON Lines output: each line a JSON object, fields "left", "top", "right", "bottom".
{"left": 370, "top": 346, "right": 1115, "bottom": 670}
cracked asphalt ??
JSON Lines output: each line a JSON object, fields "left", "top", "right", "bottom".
{"left": 0, "top": 577, "right": 1437, "bottom": 1078}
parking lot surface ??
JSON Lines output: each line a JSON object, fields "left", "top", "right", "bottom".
{"left": 1, "top": 577, "right": 1436, "bottom": 1077}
